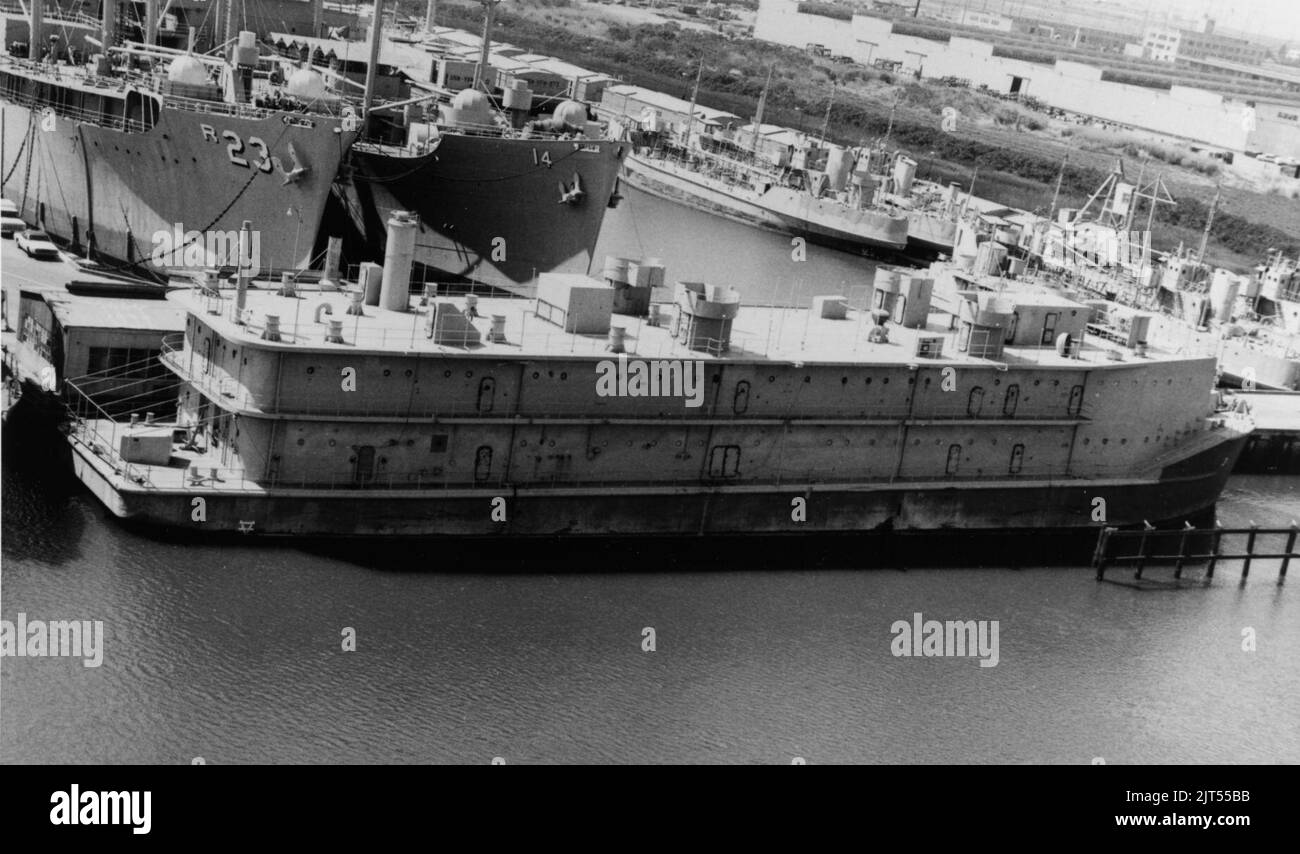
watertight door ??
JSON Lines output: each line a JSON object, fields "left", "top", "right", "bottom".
{"left": 354, "top": 446, "right": 376, "bottom": 484}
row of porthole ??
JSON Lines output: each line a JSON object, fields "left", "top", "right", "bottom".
{"left": 522, "top": 438, "right": 693, "bottom": 448}
{"left": 303, "top": 367, "right": 493, "bottom": 380}
{"left": 1082, "top": 435, "right": 1184, "bottom": 446}
{"left": 94, "top": 141, "right": 194, "bottom": 164}
{"left": 295, "top": 438, "right": 417, "bottom": 447}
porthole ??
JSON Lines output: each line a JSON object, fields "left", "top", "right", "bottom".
{"left": 329, "top": 439, "right": 336, "bottom": 447}
{"left": 306, "top": 366, "right": 315, "bottom": 374}
{"left": 383, "top": 369, "right": 391, "bottom": 377}
{"left": 444, "top": 370, "right": 452, "bottom": 378}
{"left": 466, "top": 371, "right": 473, "bottom": 378}
{"left": 297, "top": 438, "right": 305, "bottom": 446}
{"left": 882, "top": 378, "right": 889, "bottom": 384}
{"left": 532, "top": 371, "right": 540, "bottom": 379}
{"left": 841, "top": 377, "right": 848, "bottom": 385}
{"left": 405, "top": 369, "right": 413, "bottom": 377}
{"left": 560, "top": 372, "right": 568, "bottom": 380}
{"left": 768, "top": 375, "right": 776, "bottom": 382}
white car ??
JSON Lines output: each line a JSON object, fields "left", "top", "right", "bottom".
{"left": 15, "top": 229, "right": 59, "bottom": 258}
{"left": 0, "top": 213, "right": 26, "bottom": 238}
{"left": 0, "top": 198, "right": 18, "bottom": 217}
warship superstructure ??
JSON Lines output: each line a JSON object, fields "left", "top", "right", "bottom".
{"left": 0, "top": 1, "right": 358, "bottom": 275}
{"left": 272, "top": 2, "right": 626, "bottom": 294}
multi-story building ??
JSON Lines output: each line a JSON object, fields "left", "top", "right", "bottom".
{"left": 1142, "top": 18, "right": 1269, "bottom": 67}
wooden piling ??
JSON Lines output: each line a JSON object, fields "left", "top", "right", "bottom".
{"left": 1134, "top": 523, "right": 1153, "bottom": 580}
{"left": 1281, "top": 523, "right": 1298, "bottom": 584}
{"left": 1206, "top": 522, "right": 1223, "bottom": 579}
{"left": 1174, "top": 521, "right": 1194, "bottom": 579}
{"left": 1093, "top": 527, "right": 1115, "bottom": 580}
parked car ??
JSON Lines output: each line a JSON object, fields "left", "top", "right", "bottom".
{"left": 1258, "top": 153, "right": 1279, "bottom": 163}
{"left": 15, "top": 228, "right": 59, "bottom": 258}
{"left": 0, "top": 198, "right": 18, "bottom": 217}
{"left": 0, "top": 213, "right": 26, "bottom": 237}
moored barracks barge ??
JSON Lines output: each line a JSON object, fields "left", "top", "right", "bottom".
{"left": 64, "top": 232, "right": 1251, "bottom": 538}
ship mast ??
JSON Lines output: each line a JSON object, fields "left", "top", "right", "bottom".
{"left": 473, "top": 0, "right": 501, "bottom": 93}
{"left": 362, "top": 0, "right": 386, "bottom": 120}
{"left": 145, "top": 0, "right": 158, "bottom": 46}
{"left": 818, "top": 87, "right": 834, "bottom": 146}
{"left": 1047, "top": 153, "right": 1067, "bottom": 222}
{"left": 1197, "top": 185, "right": 1220, "bottom": 267}
{"left": 28, "top": 0, "right": 42, "bottom": 60}
{"left": 684, "top": 56, "right": 703, "bottom": 150}
{"left": 750, "top": 66, "right": 773, "bottom": 160}
{"left": 101, "top": 0, "right": 115, "bottom": 52}
{"left": 224, "top": 0, "right": 236, "bottom": 52}
{"left": 312, "top": 0, "right": 324, "bottom": 38}
{"left": 425, "top": 0, "right": 437, "bottom": 34}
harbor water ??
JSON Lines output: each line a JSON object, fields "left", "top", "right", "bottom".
{"left": 2, "top": 186, "right": 1298, "bottom": 764}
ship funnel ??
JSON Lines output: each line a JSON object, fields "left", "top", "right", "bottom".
{"left": 1210, "top": 268, "right": 1239, "bottom": 324}
{"left": 502, "top": 80, "right": 533, "bottom": 129}
{"left": 235, "top": 31, "right": 259, "bottom": 66}
{"left": 380, "top": 212, "right": 417, "bottom": 312}
{"left": 674, "top": 281, "right": 741, "bottom": 354}
{"left": 893, "top": 156, "right": 917, "bottom": 196}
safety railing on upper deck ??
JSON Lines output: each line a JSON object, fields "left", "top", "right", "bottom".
{"left": 0, "top": 83, "right": 151, "bottom": 132}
